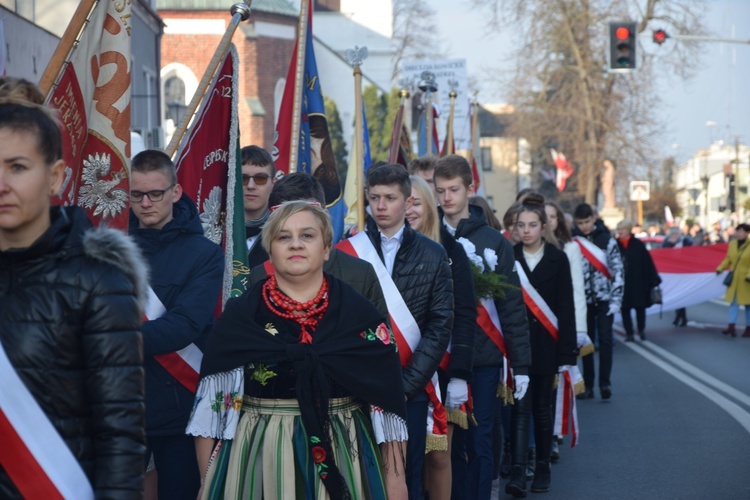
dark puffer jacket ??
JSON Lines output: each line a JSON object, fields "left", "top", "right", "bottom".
{"left": 129, "top": 194, "right": 224, "bottom": 437}
{"left": 440, "top": 224, "right": 476, "bottom": 383}
{"left": 448, "top": 205, "right": 531, "bottom": 374}
{"left": 364, "top": 217, "right": 454, "bottom": 399}
{"left": 0, "top": 206, "right": 147, "bottom": 499}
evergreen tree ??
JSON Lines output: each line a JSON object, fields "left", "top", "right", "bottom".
{"left": 324, "top": 95, "right": 348, "bottom": 184}
{"left": 362, "top": 86, "right": 390, "bottom": 163}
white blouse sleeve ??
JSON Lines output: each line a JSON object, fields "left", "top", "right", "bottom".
{"left": 186, "top": 367, "right": 244, "bottom": 440}
{"left": 370, "top": 405, "right": 409, "bottom": 444}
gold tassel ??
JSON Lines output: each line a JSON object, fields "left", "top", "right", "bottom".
{"left": 579, "top": 343, "right": 595, "bottom": 357}
{"left": 447, "top": 408, "right": 469, "bottom": 430}
{"left": 425, "top": 434, "right": 448, "bottom": 454}
{"left": 573, "top": 379, "right": 586, "bottom": 395}
{"left": 497, "top": 382, "right": 515, "bottom": 405}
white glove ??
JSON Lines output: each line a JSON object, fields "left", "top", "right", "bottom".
{"left": 445, "top": 378, "right": 469, "bottom": 410}
{"left": 607, "top": 303, "right": 619, "bottom": 317}
{"left": 513, "top": 375, "right": 530, "bottom": 400}
{"left": 576, "top": 332, "right": 591, "bottom": 347}
{"left": 558, "top": 365, "right": 574, "bottom": 373}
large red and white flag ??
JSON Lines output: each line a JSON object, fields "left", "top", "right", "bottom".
{"left": 46, "top": 0, "right": 132, "bottom": 229}
{"left": 646, "top": 244, "right": 728, "bottom": 314}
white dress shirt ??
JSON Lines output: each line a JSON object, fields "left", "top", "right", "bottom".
{"left": 381, "top": 224, "right": 406, "bottom": 276}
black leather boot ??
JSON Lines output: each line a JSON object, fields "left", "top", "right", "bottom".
{"left": 505, "top": 465, "right": 528, "bottom": 498}
{"left": 530, "top": 461, "right": 551, "bottom": 493}
{"left": 500, "top": 440, "right": 513, "bottom": 478}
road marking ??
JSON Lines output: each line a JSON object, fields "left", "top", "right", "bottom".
{"left": 614, "top": 327, "right": 750, "bottom": 434}
{"left": 619, "top": 339, "right": 750, "bottom": 434}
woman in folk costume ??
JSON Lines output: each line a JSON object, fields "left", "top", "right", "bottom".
{"left": 188, "top": 201, "right": 408, "bottom": 499}
{"left": 508, "top": 195, "right": 577, "bottom": 497}
{"left": 716, "top": 223, "right": 750, "bottom": 337}
{"left": 406, "top": 176, "right": 476, "bottom": 500}
{"left": 0, "top": 78, "right": 147, "bottom": 497}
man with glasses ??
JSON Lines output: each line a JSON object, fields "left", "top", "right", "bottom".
{"left": 129, "top": 150, "right": 224, "bottom": 498}
{"left": 241, "top": 145, "right": 277, "bottom": 267}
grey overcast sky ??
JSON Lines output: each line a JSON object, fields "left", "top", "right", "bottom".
{"left": 431, "top": 0, "right": 750, "bottom": 163}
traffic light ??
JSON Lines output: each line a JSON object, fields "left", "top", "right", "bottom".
{"left": 608, "top": 21, "right": 637, "bottom": 71}
{"left": 652, "top": 29, "right": 668, "bottom": 45}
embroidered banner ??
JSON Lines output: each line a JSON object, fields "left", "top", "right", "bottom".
{"left": 47, "top": 0, "right": 132, "bottom": 230}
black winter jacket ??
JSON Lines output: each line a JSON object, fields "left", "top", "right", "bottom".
{"left": 364, "top": 217, "right": 454, "bottom": 399}
{"left": 447, "top": 205, "right": 531, "bottom": 374}
{"left": 440, "top": 225, "right": 476, "bottom": 383}
{"left": 514, "top": 243, "right": 578, "bottom": 375}
{"left": 129, "top": 194, "right": 224, "bottom": 436}
{"left": 617, "top": 236, "right": 662, "bottom": 309}
{"left": 0, "top": 207, "right": 147, "bottom": 499}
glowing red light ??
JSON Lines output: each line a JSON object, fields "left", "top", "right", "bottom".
{"left": 653, "top": 29, "right": 667, "bottom": 44}
{"left": 616, "top": 27, "right": 630, "bottom": 40}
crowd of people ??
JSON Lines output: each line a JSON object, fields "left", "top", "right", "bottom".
{"left": 1, "top": 77, "right": 746, "bottom": 499}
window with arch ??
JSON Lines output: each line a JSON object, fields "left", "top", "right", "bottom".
{"left": 164, "top": 76, "right": 187, "bottom": 126}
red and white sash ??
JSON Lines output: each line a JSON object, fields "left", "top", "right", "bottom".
{"left": 336, "top": 232, "right": 448, "bottom": 447}
{"left": 0, "top": 342, "right": 94, "bottom": 499}
{"left": 516, "top": 261, "right": 559, "bottom": 341}
{"left": 475, "top": 297, "right": 514, "bottom": 395}
{"left": 574, "top": 236, "right": 612, "bottom": 280}
{"left": 145, "top": 287, "right": 202, "bottom": 393}
{"left": 554, "top": 366, "right": 582, "bottom": 447}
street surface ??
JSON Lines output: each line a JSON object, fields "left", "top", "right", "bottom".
{"left": 492, "top": 299, "right": 750, "bottom": 499}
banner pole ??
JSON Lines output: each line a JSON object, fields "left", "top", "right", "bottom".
{"left": 387, "top": 89, "right": 409, "bottom": 164}
{"left": 39, "top": 0, "right": 98, "bottom": 97}
{"left": 165, "top": 2, "right": 251, "bottom": 158}
{"left": 446, "top": 90, "right": 457, "bottom": 155}
{"left": 288, "top": 0, "right": 310, "bottom": 173}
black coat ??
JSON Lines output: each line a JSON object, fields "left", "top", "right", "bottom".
{"left": 0, "top": 207, "right": 146, "bottom": 498}
{"left": 129, "top": 194, "right": 224, "bottom": 436}
{"left": 514, "top": 243, "right": 578, "bottom": 375}
{"left": 448, "top": 205, "right": 531, "bottom": 374}
{"left": 440, "top": 225, "right": 477, "bottom": 383}
{"left": 364, "top": 217, "right": 454, "bottom": 399}
{"left": 617, "top": 236, "right": 662, "bottom": 309}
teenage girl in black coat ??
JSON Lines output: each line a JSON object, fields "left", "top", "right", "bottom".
{"left": 507, "top": 196, "right": 577, "bottom": 496}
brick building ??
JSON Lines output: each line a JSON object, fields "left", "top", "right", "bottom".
{"left": 158, "top": 0, "right": 297, "bottom": 150}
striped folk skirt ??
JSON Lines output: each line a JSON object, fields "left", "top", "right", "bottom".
{"left": 202, "top": 396, "right": 388, "bottom": 500}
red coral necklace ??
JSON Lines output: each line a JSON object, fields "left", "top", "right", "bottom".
{"left": 262, "top": 274, "right": 329, "bottom": 344}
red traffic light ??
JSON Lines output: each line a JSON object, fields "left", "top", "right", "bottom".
{"left": 616, "top": 27, "right": 631, "bottom": 40}
{"left": 653, "top": 29, "right": 668, "bottom": 45}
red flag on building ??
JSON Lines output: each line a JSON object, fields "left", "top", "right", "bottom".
{"left": 551, "top": 148, "right": 574, "bottom": 192}
{"left": 46, "top": 0, "right": 132, "bottom": 229}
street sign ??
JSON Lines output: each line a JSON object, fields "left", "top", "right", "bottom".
{"left": 630, "top": 180, "right": 650, "bottom": 201}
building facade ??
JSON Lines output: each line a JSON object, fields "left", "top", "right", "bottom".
{"left": 674, "top": 140, "right": 750, "bottom": 228}
{"left": 1, "top": 0, "right": 164, "bottom": 150}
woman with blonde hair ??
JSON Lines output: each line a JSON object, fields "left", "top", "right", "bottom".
{"left": 406, "top": 176, "right": 477, "bottom": 500}
{"left": 189, "top": 201, "right": 408, "bottom": 499}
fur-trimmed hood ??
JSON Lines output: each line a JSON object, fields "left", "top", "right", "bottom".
{"left": 83, "top": 225, "right": 149, "bottom": 313}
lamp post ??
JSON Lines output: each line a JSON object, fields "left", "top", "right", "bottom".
{"left": 701, "top": 174, "right": 709, "bottom": 228}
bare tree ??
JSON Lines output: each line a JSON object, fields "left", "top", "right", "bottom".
{"left": 469, "top": 0, "right": 707, "bottom": 204}
{"left": 392, "top": 0, "right": 445, "bottom": 79}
